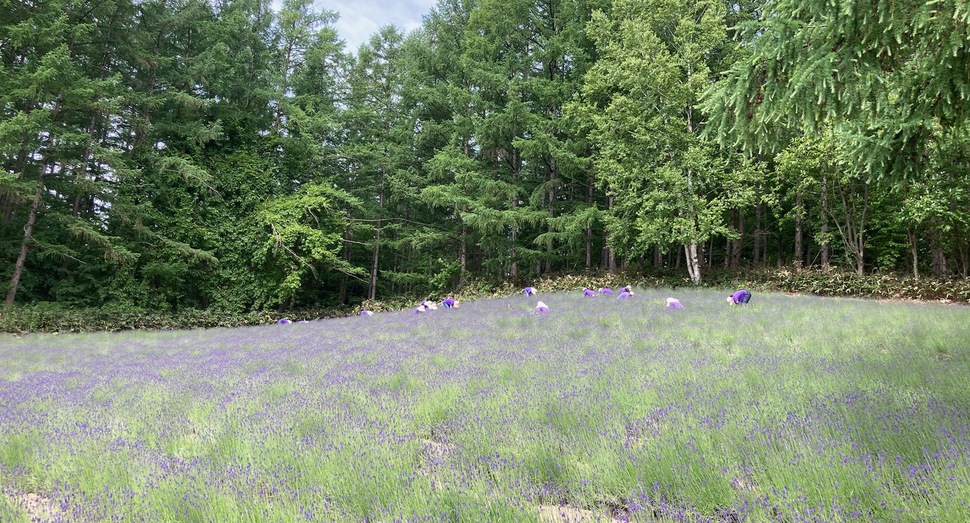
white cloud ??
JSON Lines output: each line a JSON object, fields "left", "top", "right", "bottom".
{"left": 273, "top": 0, "right": 436, "bottom": 52}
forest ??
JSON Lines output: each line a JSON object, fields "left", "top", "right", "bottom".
{"left": 2, "top": 0, "right": 969, "bottom": 313}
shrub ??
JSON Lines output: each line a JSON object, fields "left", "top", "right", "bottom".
{"left": 1, "top": 268, "right": 965, "bottom": 334}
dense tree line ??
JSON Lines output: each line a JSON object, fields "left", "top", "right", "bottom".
{"left": 2, "top": 0, "right": 968, "bottom": 312}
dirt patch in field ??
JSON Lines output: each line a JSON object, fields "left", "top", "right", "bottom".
{"left": 416, "top": 437, "right": 454, "bottom": 490}
{"left": 5, "top": 491, "right": 63, "bottom": 521}
{"left": 538, "top": 504, "right": 626, "bottom": 522}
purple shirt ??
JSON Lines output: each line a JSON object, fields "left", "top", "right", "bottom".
{"left": 443, "top": 298, "right": 456, "bottom": 308}
{"left": 731, "top": 289, "right": 751, "bottom": 304}
{"left": 583, "top": 288, "right": 595, "bottom": 297}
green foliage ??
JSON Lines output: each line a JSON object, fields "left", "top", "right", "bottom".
{"left": 255, "top": 183, "right": 365, "bottom": 307}
{"left": 2, "top": 0, "right": 969, "bottom": 315}
{"left": 711, "top": 267, "right": 970, "bottom": 303}
{"left": 571, "top": 0, "right": 742, "bottom": 282}
{"left": 703, "top": 0, "right": 970, "bottom": 181}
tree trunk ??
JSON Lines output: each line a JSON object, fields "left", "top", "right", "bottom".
{"left": 685, "top": 243, "right": 701, "bottom": 283}
{"left": 957, "top": 226, "right": 969, "bottom": 278}
{"left": 510, "top": 147, "right": 521, "bottom": 279}
{"left": 584, "top": 176, "right": 593, "bottom": 270}
{"left": 821, "top": 222, "right": 830, "bottom": 269}
{"left": 544, "top": 158, "right": 557, "bottom": 274}
{"left": 369, "top": 218, "right": 381, "bottom": 300}
{"left": 510, "top": 238, "right": 518, "bottom": 279}
{"left": 794, "top": 192, "right": 804, "bottom": 267}
{"left": 339, "top": 222, "right": 351, "bottom": 304}
{"left": 369, "top": 169, "right": 386, "bottom": 301}
{"left": 932, "top": 247, "right": 947, "bottom": 277}
{"left": 605, "top": 193, "right": 617, "bottom": 272}
{"left": 731, "top": 210, "right": 744, "bottom": 270}
{"left": 707, "top": 236, "right": 714, "bottom": 268}
{"left": 753, "top": 203, "right": 762, "bottom": 266}
{"left": 908, "top": 229, "right": 920, "bottom": 279}
{"left": 820, "top": 176, "right": 830, "bottom": 269}
{"left": 762, "top": 207, "right": 769, "bottom": 264}
{"left": 5, "top": 166, "right": 49, "bottom": 306}
{"left": 459, "top": 220, "right": 468, "bottom": 287}
{"left": 828, "top": 175, "right": 868, "bottom": 276}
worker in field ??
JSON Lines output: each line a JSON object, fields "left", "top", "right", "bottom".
{"left": 727, "top": 289, "right": 752, "bottom": 305}
{"left": 583, "top": 288, "right": 596, "bottom": 297}
{"left": 616, "top": 289, "right": 634, "bottom": 300}
{"left": 598, "top": 287, "right": 614, "bottom": 295}
{"left": 524, "top": 286, "right": 537, "bottom": 296}
{"left": 443, "top": 297, "right": 459, "bottom": 308}
{"left": 535, "top": 301, "right": 550, "bottom": 313}
{"left": 360, "top": 310, "right": 374, "bottom": 316}
{"left": 666, "top": 297, "right": 685, "bottom": 310}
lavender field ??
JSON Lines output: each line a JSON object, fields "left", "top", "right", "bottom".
{"left": 2, "top": 289, "right": 969, "bottom": 522}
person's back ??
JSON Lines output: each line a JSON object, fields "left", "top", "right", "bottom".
{"left": 728, "top": 289, "right": 752, "bottom": 304}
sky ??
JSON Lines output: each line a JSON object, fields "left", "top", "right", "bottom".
{"left": 274, "top": 0, "right": 438, "bottom": 52}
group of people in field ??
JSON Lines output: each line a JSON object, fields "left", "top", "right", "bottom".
{"left": 530, "top": 286, "right": 751, "bottom": 314}
{"left": 345, "top": 285, "right": 752, "bottom": 320}
{"left": 356, "top": 297, "right": 460, "bottom": 317}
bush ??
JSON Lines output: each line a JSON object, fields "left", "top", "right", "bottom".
{"left": 2, "top": 268, "right": 965, "bottom": 334}
{"left": 717, "top": 267, "right": 970, "bottom": 303}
